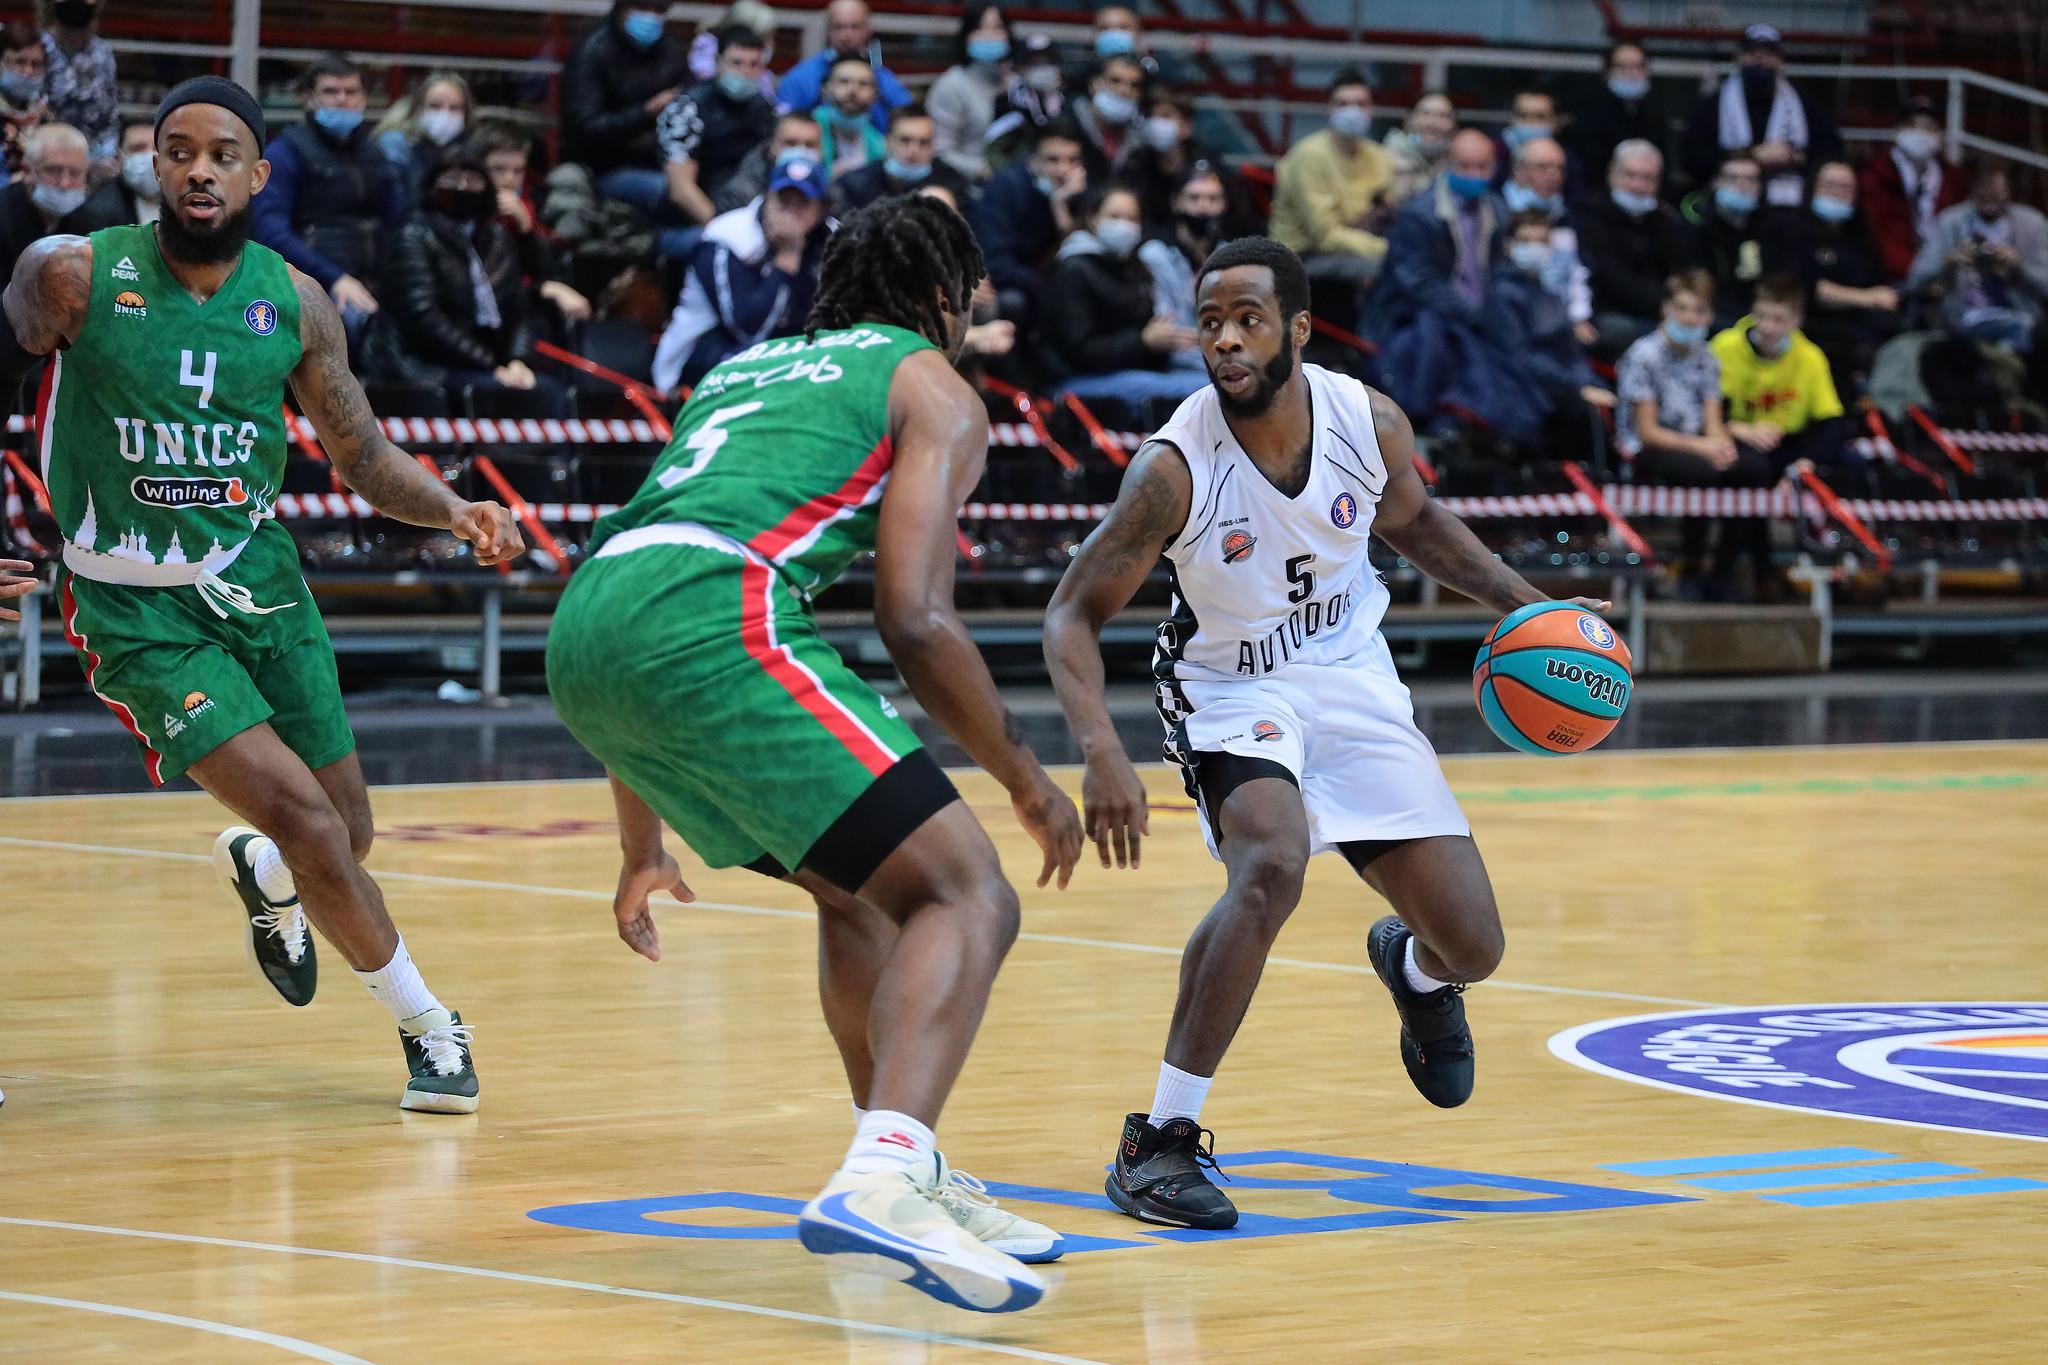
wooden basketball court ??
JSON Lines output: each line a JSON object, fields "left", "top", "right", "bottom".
{"left": 4, "top": 740, "right": 2047, "bottom": 1361}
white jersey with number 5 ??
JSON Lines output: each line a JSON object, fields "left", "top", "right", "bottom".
{"left": 1150, "top": 364, "right": 1392, "bottom": 684}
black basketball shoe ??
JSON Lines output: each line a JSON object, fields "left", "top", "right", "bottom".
{"left": 1366, "top": 915, "right": 1475, "bottom": 1108}
{"left": 1104, "top": 1112, "right": 1237, "bottom": 1230}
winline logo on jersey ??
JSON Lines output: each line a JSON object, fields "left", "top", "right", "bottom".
{"left": 1550, "top": 1004, "right": 2048, "bottom": 1141}
{"left": 131, "top": 475, "right": 248, "bottom": 509}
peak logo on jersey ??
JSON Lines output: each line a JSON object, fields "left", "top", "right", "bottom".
{"left": 160, "top": 711, "right": 187, "bottom": 739}
{"left": 1551, "top": 1004, "right": 2048, "bottom": 1141}
{"left": 111, "top": 255, "right": 140, "bottom": 282}
{"left": 131, "top": 476, "right": 248, "bottom": 509}
{"left": 1577, "top": 615, "right": 1617, "bottom": 650}
{"left": 245, "top": 299, "right": 278, "bottom": 336}
{"left": 1330, "top": 492, "right": 1358, "bottom": 529}
{"left": 113, "top": 290, "right": 147, "bottom": 318}
{"left": 1251, "top": 719, "right": 1284, "bottom": 742}
{"left": 181, "top": 691, "right": 216, "bottom": 721}
{"left": 1221, "top": 529, "right": 1257, "bottom": 564}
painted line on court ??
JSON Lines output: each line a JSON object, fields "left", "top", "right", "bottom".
{"left": 0, "top": 1217, "right": 1104, "bottom": 1365}
{"left": 0, "top": 834, "right": 1722, "bottom": 1009}
{"left": 0, "top": 1288, "right": 375, "bottom": 1363}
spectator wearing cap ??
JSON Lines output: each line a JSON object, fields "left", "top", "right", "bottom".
{"left": 983, "top": 32, "right": 1065, "bottom": 173}
{"left": 969, "top": 116, "right": 1088, "bottom": 320}
{"left": 1906, "top": 161, "right": 2048, "bottom": 356}
{"left": 657, "top": 23, "right": 778, "bottom": 256}
{"left": 812, "top": 54, "right": 886, "bottom": 182}
{"left": 1271, "top": 68, "right": 1395, "bottom": 293}
{"left": 715, "top": 110, "right": 825, "bottom": 216}
{"left": 830, "top": 103, "right": 967, "bottom": 215}
{"left": 928, "top": 1, "right": 1012, "bottom": 181}
{"left": 1762, "top": 159, "right": 1899, "bottom": 384}
{"left": 1682, "top": 24, "right": 1839, "bottom": 208}
{"left": 1681, "top": 152, "right": 1771, "bottom": 325}
{"left": 1382, "top": 90, "right": 1453, "bottom": 205}
{"left": 773, "top": 0, "right": 911, "bottom": 131}
{"left": 39, "top": 0, "right": 115, "bottom": 163}
{"left": 1573, "top": 138, "right": 1700, "bottom": 355}
{"left": 1859, "top": 96, "right": 1966, "bottom": 283}
{"left": 561, "top": 3, "right": 695, "bottom": 196}
{"left": 1566, "top": 42, "right": 1657, "bottom": 199}
{"left": 653, "top": 151, "right": 832, "bottom": 391}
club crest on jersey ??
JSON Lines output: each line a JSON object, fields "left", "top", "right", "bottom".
{"left": 113, "top": 290, "right": 147, "bottom": 318}
{"left": 1330, "top": 492, "right": 1358, "bottom": 528}
{"left": 181, "top": 691, "right": 216, "bottom": 721}
{"left": 245, "top": 299, "right": 278, "bottom": 336}
{"left": 1577, "top": 614, "right": 1617, "bottom": 650}
{"left": 1251, "top": 719, "right": 1284, "bottom": 742}
{"left": 131, "top": 475, "right": 248, "bottom": 509}
{"left": 110, "top": 255, "right": 140, "bottom": 282}
{"left": 1221, "top": 529, "right": 1257, "bottom": 564}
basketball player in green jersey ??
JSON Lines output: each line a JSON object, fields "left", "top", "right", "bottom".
{"left": 0, "top": 78, "right": 525, "bottom": 1112}
{"left": 547, "top": 197, "right": 1084, "bottom": 1312}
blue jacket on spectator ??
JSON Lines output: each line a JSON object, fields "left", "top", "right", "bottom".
{"left": 774, "top": 43, "right": 910, "bottom": 131}
{"left": 1366, "top": 180, "right": 1503, "bottom": 341}
{"left": 652, "top": 199, "right": 831, "bottom": 392}
{"left": 969, "top": 159, "right": 1058, "bottom": 296}
{"left": 251, "top": 121, "right": 407, "bottom": 292}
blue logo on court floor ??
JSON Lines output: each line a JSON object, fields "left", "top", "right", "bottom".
{"left": 245, "top": 298, "right": 277, "bottom": 335}
{"left": 1551, "top": 1004, "right": 2048, "bottom": 1142}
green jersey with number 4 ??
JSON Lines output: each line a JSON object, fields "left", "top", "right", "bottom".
{"left": 591, "top": 323, "right": 936, "bottom": 597}
{"left": 43, "top": 223, "right": 302, "bottom": 577}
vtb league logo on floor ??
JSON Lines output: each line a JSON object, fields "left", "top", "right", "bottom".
{"left": 1550, "top": 1004, "right": 2048, "bottom": 1141}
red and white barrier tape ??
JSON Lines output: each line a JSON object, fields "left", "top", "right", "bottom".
{"left": 1945, "top": 431, "right": 2048, "bottom": 453}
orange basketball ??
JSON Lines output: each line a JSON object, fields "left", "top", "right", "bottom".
{"left": 1472, "top": 603, "right": 1633, "bottom": 754}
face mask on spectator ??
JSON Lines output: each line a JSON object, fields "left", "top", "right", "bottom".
{"left": 1503, "top": 122, "right": 1548, "bottom": 151}
{"left": 1740, "top": 65, "right": 1776, "bottom": 97}
{"left": 1141, "top": 116, "right": 1180, "bottom": 153}
{"left": 885, "top": 156, "right": 931, "bottom": 183}
{"left": 1445, "top": 171, "right": 1489, "bottom": 201}
{"left": 52, "top": 1, "right": 95, "bottom": 28}
{"left": 432, "top": 185, "right": 496, "bottom": 223}
{"left": 30, "top": 182, "right": 84, "bottom": 218}
{"left": 1502, "top": 180, "right": 1558, "bottom": 215}
{"left": 1414, "top": 132, "right": 1449, "bottom": 156}
{"left": 420, "top": 109, "right": 464, "bottom": 146}
{"left": 311, "top": 106, "right": 363, "bottom": 137}
{"left": 718, "top": 71, "right": 757, "bottom": 100}
{"left": 1509, "top": 240, "right": 1551, "bottom": 273}
{"left": 1610, "top": 187, "right": 1657, "bottom": 215}
{"left": 967, "top": 36, "right": 1010, "bottom": 65}
{"left": 1328, "top": 106, "right": 1372, "bottom": 141}
{"left": 1664, "top": 318, "right": 1707, "bottom": 345}
{"left": 1608, "top": 75, "right": 1649, "bottom": 101}
{"left": 1812, "top": 195, "right": 1854, "bottom": 223}
{"left": 1714, "top": 185, "right": 1757, "bottom": 217}
{"left": 1095, "top": 30, "right": 1136, "bottom": 58}
{"left": 1024, "top": 64, "right": 1060, "bottom": 94}
{"left": 122, "top": 150, "right": 158, "bottom": 200}
{"left": 1895, "top": 127, "right": 1940, "bottom": 162}
{"left": 0, "top": 71, "right": 42, "bottom": 105}
{"left": 1178, "top": 210, "right": 1219, "bottom": 239}
{"left": 1093, "top": 90, "right": 1137, "bottom": 125}
{"left": 620, "top": 9, "right": 666, "bottom": 48}
{"left": 1095, "top": 218, "right": 1141, "bottom": 256}
{"left": 1032, "top": 173, "right": 1055, "bottom": 198}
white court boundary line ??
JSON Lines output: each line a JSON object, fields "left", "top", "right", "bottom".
{"left": 0, "top": 1287, "right": 375, "bottom": 1363}
{"left": 0, "top": 834, "right": 1719, "bottom": 1008}
{"left": 0, "top": 1218, "right": 1106, "bottom": 1365}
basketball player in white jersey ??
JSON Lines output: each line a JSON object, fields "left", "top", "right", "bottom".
{"left": 1044, "top": 237, "right": 1609, "bottom": 1229}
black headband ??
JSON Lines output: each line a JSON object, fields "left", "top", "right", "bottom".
{"left": 154, "top": 76, "right": 267, "bottom": 151}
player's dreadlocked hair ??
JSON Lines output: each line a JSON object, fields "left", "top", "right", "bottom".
{"left": 805, "top": 195, "right": 985, "bottom": 348}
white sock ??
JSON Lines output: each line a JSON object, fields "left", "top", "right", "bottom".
{"left": 1147, "top": 1061, "right": 1214, "bottom": 1127}
{"left": 252, "top": 837, "right": 298, "bottom": 906}
{"left": 840, "top": 1109, "right": 936, "bottom": 1176}
{"left": 354, "top": 936, "right": 447, "bottom": 1027}
{"left": 851, "top": 1101, "right": 866, "bottom": 1125}
{"left": 1403, "top": 938, "right": 1451, "bottom": 993}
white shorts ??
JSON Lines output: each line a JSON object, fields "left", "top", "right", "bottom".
{"left": 1158, "top": 634, "right": 1470, "bottom": 861}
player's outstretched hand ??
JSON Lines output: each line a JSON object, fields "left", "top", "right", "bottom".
{"left": 0, "top": 558, "right": 36, "bottom": 622}
{"left": 1563, "top": 596, "right": 1613, "bottom": 614}
{"left": 1082, "top": 751, "right": 1151, "bottom": 871}
{"left": 613, "top": 851, "right": 695, "bottom": 962}
{"left": 1013, "top": 770, "right": 1083, "bottom": 891}
{"left": 451, "top": 500, "right": 527, "bottom": 566}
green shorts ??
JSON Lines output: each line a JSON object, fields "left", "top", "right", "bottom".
{"left": 59, "top": 520, "right": 354, "bottom": 786}
{"left": 545, "top": 535, "right": 953, "bottom": 883}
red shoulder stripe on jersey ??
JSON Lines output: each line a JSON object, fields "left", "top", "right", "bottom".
{"left": 61, "top": 577, "right": 165, "bottom": 787}
{"left": 748, "top": 436, "right": 893, "bottom": 563}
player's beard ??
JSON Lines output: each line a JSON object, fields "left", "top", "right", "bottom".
{"left": 1210, "top": 327, "right": 1296, "bottom": 418}
{"left": 157, "top": 198, "right": 253, "bottom": 267}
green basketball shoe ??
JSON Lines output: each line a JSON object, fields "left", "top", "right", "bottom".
{"left": 213, "top": 826, "right": 317, "bottom": 1007}
{"left": 399, "top": 1008, "right": 479, "bottom": 1113}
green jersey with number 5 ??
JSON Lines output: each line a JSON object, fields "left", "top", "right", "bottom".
{"left": 591, "top": 323, "right": 936, "bottom": 597}
{"left": 42, "top": 223, "right": 302, "bottom": 575}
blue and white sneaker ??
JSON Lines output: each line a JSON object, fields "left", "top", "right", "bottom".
{"left": 799, "top": 1167, "right": 1046, "bottom": 1313}
{"left": 931, "top": 1154, "right": 1065, "bottom": 1264}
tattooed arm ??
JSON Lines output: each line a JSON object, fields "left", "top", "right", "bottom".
{"left": 1043, "top": 440, "right": 1192, "bottom": 869}
{"left": 286, "top": 268, "right": 525, "bottom": 565}
{"left": 1366, "top": 387, "right": 1608, "bottom": 616}
{"left": 3, "top": 235, "right": 92, "bottom": 356}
